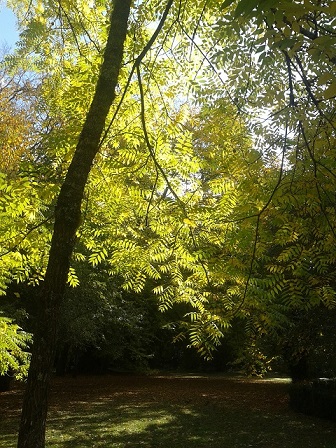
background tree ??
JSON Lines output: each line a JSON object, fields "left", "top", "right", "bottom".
{"left": 55, "top": 263, "right": 163, "bottom": 375}
{"left": 206, "top": 0, "right": 336, "bottom": 378}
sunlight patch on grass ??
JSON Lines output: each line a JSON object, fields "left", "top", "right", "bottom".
{"left": 45, "top": 403, "right": 181, "bottom": 447}
{"left": 1, "top": 376, "right": 335, "bottom": 448}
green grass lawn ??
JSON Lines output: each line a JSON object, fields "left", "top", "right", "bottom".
{"left": 1, "top": 374, "right": 336, "bottom": 447}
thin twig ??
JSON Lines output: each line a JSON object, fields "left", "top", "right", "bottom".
{"left": 231, "top": 120, "right": 289, "bottom": 316}
{"left": 136, "top": 65, "right": 185, "bottom": 210}
{"left": 0, "top": 217, "right": 52, "bottom": 259}
{"left": 99, "top": 0, "right": 175, "bottom": 148}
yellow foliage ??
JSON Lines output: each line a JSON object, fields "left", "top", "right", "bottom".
{"left": 0, "top": 85, "right": 32, "bottom": 173}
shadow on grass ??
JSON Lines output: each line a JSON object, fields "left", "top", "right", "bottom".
{"left": 1, "top": 376, "right": 336, "bottom": 448}
{"left": 43, "top": 400, "right": 336, "bottom": 448}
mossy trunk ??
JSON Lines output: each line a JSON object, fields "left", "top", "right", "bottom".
{"left": 17, "top": 1, "right": 132, "bottom": 446}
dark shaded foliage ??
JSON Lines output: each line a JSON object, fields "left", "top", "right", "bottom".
{"left": 289, "top": 378, "right": 336, "bottom": 422}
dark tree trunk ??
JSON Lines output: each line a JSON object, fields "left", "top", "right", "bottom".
{"left": 17, "top": 1, "right": 132, "bottom": 447}
{"left": 289, "top": 354, "right": 310, "bottom": 383}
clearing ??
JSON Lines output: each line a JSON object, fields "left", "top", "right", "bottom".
{"left": 0, "top": 373, "right": 335, "bottom": 447}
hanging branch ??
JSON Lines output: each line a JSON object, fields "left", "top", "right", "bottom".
{"left": 293, "top": 55, "right": 336, "bottom": 132}
{"left": 283, "top": 50, "right": 295, "bottom": 107}
{"left": 100, "top": 0, "right": 175, "bottom": 147}
{"left": 145, "top": 170, "right": 159, "bottom": 227}
{"left": 299, "top": 121, "right": 336, "bottom": 240}
{"left": 231, "top": 120, "right": 289, "bottom": 317}
{"left": 136, "top": 64, "right": 185, "bottom": 210}
{"left": 0, "top": 218, "right": 52, "bottom": 260}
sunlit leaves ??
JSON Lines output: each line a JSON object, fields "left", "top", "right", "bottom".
{"left": 67, "top": 267, "right": 80, "bottom": 287}
{"left": 0, "top": 173, "right": 49, "bottom": 293}
{"left": 2, "top": 0, "right": 335, "bottom": 362}
{"left": 0, "top": 316, "right": 31, "bottom": 379}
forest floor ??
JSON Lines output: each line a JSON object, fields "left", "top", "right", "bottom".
{"left": 0, "top": 373, "right": 335, "bottom": 448}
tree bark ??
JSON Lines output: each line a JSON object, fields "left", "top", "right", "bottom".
{"left": 17, "top": 1, "right": 132, "bottom": 447}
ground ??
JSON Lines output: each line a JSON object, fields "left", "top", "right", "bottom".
{"left": 0, "top": 373, "right": 335, "bottom": 447}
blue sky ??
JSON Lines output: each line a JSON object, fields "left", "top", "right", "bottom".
{"left": 0, "top": 5, "right": 19, "bottom": 50}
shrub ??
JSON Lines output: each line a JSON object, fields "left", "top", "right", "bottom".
{"left": 0, "top": 316, "right": 31, "bottom": 390}
{"left": 289, "top": 378, "right": 336, "bottom": 422}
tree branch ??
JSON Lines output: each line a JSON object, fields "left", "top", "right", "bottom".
{"left": 136, "top": 64, "right": 186, "bottom": 210}
{"left": 100, "top": 0, "right": 175, "bottom": 147}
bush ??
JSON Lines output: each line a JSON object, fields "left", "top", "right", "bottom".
{"left": 0, "top": 316, "right": 31, "bottom": 390}
{"left": 289, "top": 378, "right": 336, "bottom": 422}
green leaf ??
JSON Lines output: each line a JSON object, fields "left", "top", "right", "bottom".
{"left": 234, "top": 0, "right": 259, "bottom": 17}
{"left": 317, "top": 73, "right": 333, "bottom": 86}
{"left": 221, "top": 0, "right": 236, "bottom": 9}
{"left": 322, "top": 82, "right": 336, "bottom": 100}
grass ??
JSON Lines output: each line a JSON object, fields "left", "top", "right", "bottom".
{"left": 1, "top": 374, "right": 336, "bottom": 447}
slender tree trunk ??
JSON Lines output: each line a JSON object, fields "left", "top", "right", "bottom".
{"left": 17, "top": 1, "right": 132, "bottom": 446}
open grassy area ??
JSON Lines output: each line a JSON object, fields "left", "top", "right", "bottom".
{"left": 1, "top": 374, "right": 335, "bottom": 447}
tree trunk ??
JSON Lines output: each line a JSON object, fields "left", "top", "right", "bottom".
{"left": 17, "top": 1, "right": 132, "bottom": 446}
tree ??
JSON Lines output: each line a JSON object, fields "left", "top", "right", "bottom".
{"left": 0, "top": 0, "right": 334, "bottom": 444}
{"left": 0, "top": 72, "right": 32, "bottom": 174}
{"left": 208, "top": 0, "right": 336, "bottom": 379}
{"left": 16, "top": 1, "right": 133, "bottom": 446}
{"left": 2, "top": 0, "right": 260, "bottom": 380}
{"left": 55, "top": 263, "right": 162, "bottom": 375}
{"left": 0, "top": 2, "right": 259, "bottom": 443}
{"left": 0, "top": 69, "right": 47, "bottom": 294}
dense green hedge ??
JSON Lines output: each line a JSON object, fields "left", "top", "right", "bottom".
{"left": 289, "top": 379, "right": 336, "bottom": 422}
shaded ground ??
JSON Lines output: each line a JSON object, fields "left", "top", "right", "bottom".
{"left": 1, "top": 373, "right": 335, "bottom": 447}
